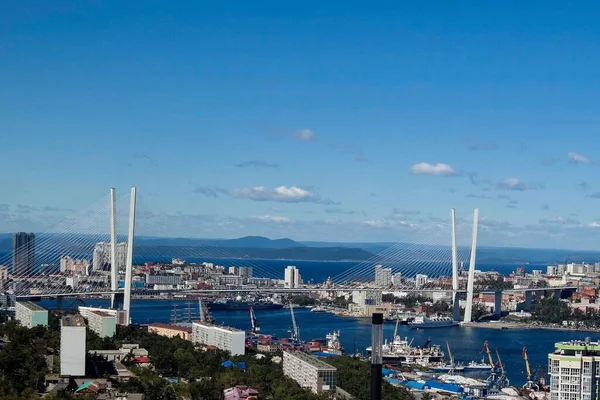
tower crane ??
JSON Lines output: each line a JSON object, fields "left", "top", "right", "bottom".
{"left": 483, "top": 341, "right": 497, "bottom": 385}
{"left": 446, "top": 341, "right": 456, "bottom": 375}
{"left": 288, "top": 301, "right": 299, "bottom": 341}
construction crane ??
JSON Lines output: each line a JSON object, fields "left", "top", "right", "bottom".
{"left": 248, "top": 305, "right": 260, "bottom": 333}
{"left": 446, "top": 341, "right": 456, "bottom": 375}
{"left": 495, "top": 348, "right": 509, "bottom": 388}
{"left": 288, "top": 301, "right": 299, "bottom": 341}
{"left": 522, "top": 347, "right": 540, "bottom": 390}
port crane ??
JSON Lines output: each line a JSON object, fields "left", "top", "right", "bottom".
{"left": 522, "top": 347, "right": 540, "bottom": 391}
{"left": 495, "top": 348, "right": 509, "bottom": 388}
{"left": 446, "top": 341, "right": 456, "bottom": 375}
{"left": 483, "top": 341, "right": 498, "bottom": 385}
{"left": 288, "top": 301, "right": 299, "bottom": 341}
{"left": 248, "top": 305, "right": 260, "bottom": 333}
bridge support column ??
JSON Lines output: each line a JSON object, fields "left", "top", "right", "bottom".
{"left": 494, "top": 291, "right": 502, "bottom": 316}
{"left": 524, "top": 290, "right": 533, "bottom": 311}
{"left": 451, "top": 209, "right": 461, "bottom": 321}
{"left": 463, "top": 209, "right": 479, "bottom": 323}
{"left": 554, "top": 289, "right": 561, "bottom": 300}
{"left": 123, "top": 187, "right": 136, "bottom": 326}
{"left": 56, "top": 297, "right": 63, "bottom": 311}
{"left": 110, "top": 188, "right": 119, "bottom": 309}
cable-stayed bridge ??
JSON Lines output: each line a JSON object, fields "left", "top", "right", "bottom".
{"left": 1, "top": 187, "right": 577, "bottom": 325}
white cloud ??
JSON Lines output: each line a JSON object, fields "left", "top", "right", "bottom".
{"left": 229, "top": 185, "right": 334, "bottom": 204}
{"left": 588, "top": 221, "right": 600, "bottom": 228}
{"left": 539, "top": 216, "right": 579, "bottom": 225}
{"left": 362, "top": 219, "right": 386, "bottom": 228}
{"left": 568, "top": 152, "right": 590, "bottom": 164}
{"left": 496, "top": 177, "right": 542, "bottom": 191}
{"left": 409, "top": 162, "right": 456, "bottom": 176}
{"left": 250, "top": 215, "right": 290, "bottom": 223}
{"left": 295, "top": 129, "right": 316, "bottom": 141}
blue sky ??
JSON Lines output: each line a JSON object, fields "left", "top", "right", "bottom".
{"left": 2, "top": 1, "right": 600, "bottom": 249}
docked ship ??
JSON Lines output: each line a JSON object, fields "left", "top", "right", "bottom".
{"left": 366, "top": 318, "right": 444, "bottom": 364}
{"left": 207, "top": 296, "right": 284, "bottom": 311}
{"left": 464, "top": 357, "right": 493, "bottom": 371}
{"left": 409, "top": 315, "right": 459, "bottom": 329}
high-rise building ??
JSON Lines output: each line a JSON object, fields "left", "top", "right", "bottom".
{"left": 16, "top": 301, "right": 48, "bottom": 328}
{"left": 284, "top": 266, "right": 302, "bottom": 289}
{"left": 415, "top": 274, "right": 428, "bottom": 288}
{"left": 548, "top": 339, "right": 600, "bottom": 400}
{"left": 192, "top": 321, "right": 245, "bottom": 355}
{"left": 374, "top": 265, "right": 392, "bottom": 287}
{"left": 60, "top": 315, "right": 87, "bottom": 376}
{"left": 86, "top": 310, "right": 116, "bottom": 338}
{"left": 60, "top": 256, "right": 90, "bottom": 276}
{"left": 13, "top": 232, "right": 35, "bottom": 275}
{"left": 92, "top": 242, "right": 127, "bottom": 271}
{"left": 283, "top": 351, "right": 337, "bottom": 394}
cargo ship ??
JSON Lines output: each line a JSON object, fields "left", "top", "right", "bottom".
{"left": 408, "top": 315, "right": 459, "bottom": 329}
{"left": 207, "top": 296, "right": 284, "bottom": 311}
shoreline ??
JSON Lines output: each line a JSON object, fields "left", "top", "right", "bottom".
{"left": 463, "top": 321, "right": 600, "bottom": 333}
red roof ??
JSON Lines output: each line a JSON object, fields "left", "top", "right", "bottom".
{"left": 133, "top": 356, "right": 150, "bottom": 363}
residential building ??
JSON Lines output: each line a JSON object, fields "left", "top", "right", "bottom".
{"left": 16, "top": 301, "right": 48, "bottom": 328}
{"left": 61, "top": 315, "right": 87, "bottom": 376}
{"left": 223, "top": 386, "right": 259, "bottom": 400}
{"left": 283, "top": 351, "right": 337, "bottom": 394}
{"left": 548, "top": 339, "right": 600, "bottom": 400}
{"left": 145, "top": 273, "right": 181, "bottom": 286}
{"left": 374, "top": 265, "right": 392, "bottom": 287}
{"left": 148, "top": 323, "right": 192, "bottom": 341}
{"left": 392, "top": 272, "right": 402, "bottom": 286}
{"left": 284, "top": 266, "right": 302, "bottom": 288}
{"left": 239, "top": 267, "right": 253, "bottom": 279}
{"left": 86, "top": 310, "right": 117, "bottom": 338}
{"left": 90, "top": 344, "right": 148, "bottom": 362}
{"left": 415, "top": 274, "right": 428, "bottom": 288}
{"left": 192, "top": 321, "right": 245, "bottom": 356}
{"left": 60, "top": 256, "right": 90, "bottom": 276}
{"left": 547, "top": 265, "right": 558, "bottom": 275}
{"left": 0, "top": 265, "right": 8, "bottom": 288}
{"left": 93, "top": 242, "right": 127, "bottom": 271}
{"left": 13, "top": 232, "right": 35, "bottom": 275}
{"left": 79, "top": 306, "right": 127, "bottom": 325}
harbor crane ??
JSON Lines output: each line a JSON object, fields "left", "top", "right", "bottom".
{"left": 483, "top": 341, "right": 498, "bottom": 385}
{"left": 248, "top": 305, "right": 260, "bottom": 333}
{"left": 522, "top": 347, "right": 540, "bottom": 391}
{"left": 495, "top": 348, "right": 510, "bottom": 388}
{"left": 446, "top": 341, "right": 456, "bottom": 375}
{"left": 288, "top": 301, "right": 299, "bottom": 341}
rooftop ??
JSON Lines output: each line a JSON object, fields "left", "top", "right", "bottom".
{"left": 193, "top": 321, "right": 244, "bottom": 333}
{"left": 62, "top": 314, "right": 86, "bottom": 327}
{"left": 90, "top": 310, "right": 115, "bottom": 318}
{"left": 149, "top": 323, "right": 192, "bottom": 333}
{"left": 284, "top": 350, "right": 337, "bottom": 370}
{"left": 17, "top": 301, "right": 47, "bottom": 312}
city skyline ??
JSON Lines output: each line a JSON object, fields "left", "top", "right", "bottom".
{"left": 3, "top": 2, "right": 600, "bottom": 249}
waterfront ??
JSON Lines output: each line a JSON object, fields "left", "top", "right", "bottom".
{"left": 42, "top": 298, "right": 585, "bottom": 387}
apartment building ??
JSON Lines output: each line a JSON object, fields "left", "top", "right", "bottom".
{"left": 192, "top": 321, "right": 245, "bottom": 356}
{"left": 283, "top": 351, "right": 337, "bottom": 394}
{"left": 16, "top": 301, "right": 48, "bottom": 328}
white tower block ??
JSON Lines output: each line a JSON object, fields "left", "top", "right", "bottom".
{"left": 110, "top": 188, "right": 119, "bottom": 309}
{"left": 123, "top": 187, "right": 136, "bottom": 326}
{"left": 463, "top": 208, "right": 479, "bottom": 323}
{"left": 451, "top": 208, "right": 460, "bottom": 321}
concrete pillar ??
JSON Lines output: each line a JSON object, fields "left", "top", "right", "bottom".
{"left": 524, "top": 290, "right": 533, "bottom": 311}
{"left": 554, "top": 289, "right": 561, "bottom": 300}
{"left": 451, "top": 209, "right": 460, "bottom": 321}
{"left": 110, "top": 188, "right": 119, "bottom": 309}
{"left": 463, "top": 209, "right": 479, "bottom": 323}
{"left": 56, "top": 296, "right": 63, "bottom": 311}
{"left": 123, "top": 187, "right": 136, "bottom": 326}
{"left": 494, "top": 291, "right": 502, "bottom": 316}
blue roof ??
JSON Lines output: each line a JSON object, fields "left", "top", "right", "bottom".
{"left": 425, "top": 380, "right": 464, "bottom": 393}
{"left": 312, "top": 351, "right": 340, "bottom": 358}
{"left": 405, "top": 381, "right": 426, "bottom": 390}
{"left": 382, "top": 368, "right": 395, "bottom": 376}
{"left": 221, "top": 360, "right": 246, "bottom": 371}
{"left": 75, "top": 381, "right": 95, "bottom": 393}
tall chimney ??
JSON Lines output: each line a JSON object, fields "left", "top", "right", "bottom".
{"left": 371, "top": 312, "right": 383, "bottom": 400}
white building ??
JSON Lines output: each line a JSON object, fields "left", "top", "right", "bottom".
{"left": 79, "top": 306, "right": 127, "bottom": 325}
{"left": 416, "top": 274, "right": 428, "bottom": 288}
{"left": 192, "top": 321, "right": 245, "bottom": 356}
{"left": 16, "top": 301, "right": 48, "bottom": 328}
{"left": 375, "top": 265, "right": 392, "bottom": 287}
{"left": 284, "top": 266, "right": 302, "bottom": 289}
{"left": 392, "top": 272, "right": 402, "bottom": 286}
{"left": 548, "top": 339, "right": 600, "bottom": 400}
{"left": 92, "top": 242, "right": 127, "bottom": 271}
{"left": 86, "top": 310, "right": 116, "bottom": 338}
{"left": 60, "top": 256, "right": 90, "bottom": 276}
{"left": 547, "top": 265, "right": 558, "bottom": 275}
{"left": 0, "top": 265, "right": 8, "bottom": 282}
{"left": 60, "top": 315, "right": 87, "bottom": 376}
{"left": 283, "top": 351, "right": 337, "bottom": 394}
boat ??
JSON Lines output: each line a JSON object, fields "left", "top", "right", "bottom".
{"left": 320, "top": 330, "right": 344, "bottom": 355}
{"left": 207, "top": 296, "right": 284, "bottom": 311}
{"left": 430, "top": 363, "right": 465, "bottom": 372}
{"left": 366, "top": 317, "right": 444, "bottom": 365}
{"left": 464, "top": 357, "right": 493, "bottom": 371}
{"left": 409, "top": 315, "right": 459, "bottom": 329}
